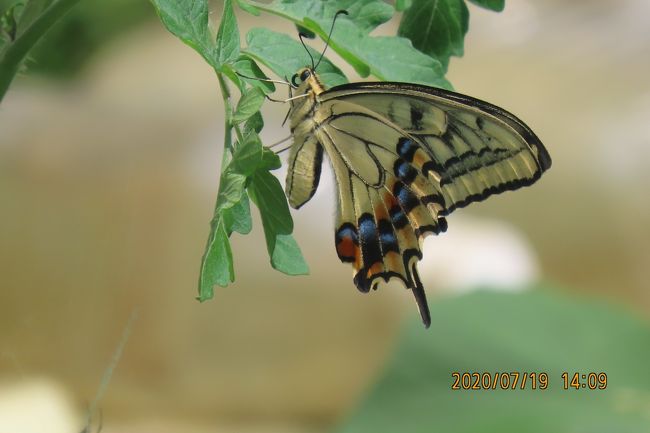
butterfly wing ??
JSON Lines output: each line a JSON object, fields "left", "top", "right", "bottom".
{"left": 319, "top": 82, "right": 551, "bottom": 215}
{"left": 286, "top": 81, "right": 551, "bottom": 327}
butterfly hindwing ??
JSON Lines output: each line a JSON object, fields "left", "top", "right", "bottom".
{"left": 286, "top": 132, "right": 323, "bottom": 209}
{"left": 315, "top": 106, "right": 447, "bottom": 326}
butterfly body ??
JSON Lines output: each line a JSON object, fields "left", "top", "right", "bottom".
{"left": 286, "top": 68, "right": 551, "bottom": 327}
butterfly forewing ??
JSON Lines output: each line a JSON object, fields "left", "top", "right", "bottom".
{"left": 320, "top": 82, "right": 551, "bottom": 214}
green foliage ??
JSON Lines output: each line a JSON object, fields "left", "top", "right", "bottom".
{"left": 398, "top": 0, "right": 506, "bottom": 71}
{"left": 232, "top": 56, "right": 275, "bottom": 94}
{"left": 215, "top": 0, "right": 239, "bottom": 67}
{"left": 148, "top": 0, "right": 508, "bottom": 299}
{"left": 0, "top": 0, "right": 153, "bottom": 81}
{"left": 398, "top": 0, "right": 469, "bottom": 72}
{"left": 250, "top": 0, "right": 451, "bottom": 88}
{"left": 151, "top": 0, "right": 218, "bottom": 69}
{"left": 198, "top": 217, "right": 234, "bottom": 300}
{"left": 232, "top": 86, "right": 265, "bottom": 124}
{"left": 394, "top": 0, "right": 412, "bottom": 12}
{"left": 336, "top": 288, "right": 650, "bottom": 433}
{"left": 271, "top": 234, "right": 309, "bottom": 275}
{"left": 0, "top": 0, "right": 83, "bottom": 101}
{"left": 249, "top": 170, "right": 308, "bottom": 275}
{"left": 232, "top": 132, "right": 263, "bottom": 176}
{"left": 0, "top": 2, "right": 21, "bottom": 41}
{"left": 469, "top": 0, "right": 505, "bottom": 12}
{"left": 244, "top": 28, "right": 347, "bottom": 89}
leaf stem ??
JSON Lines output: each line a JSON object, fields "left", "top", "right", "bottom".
{"left": 217, "top": 71, "right": 233, "bottom": 152}
{"left": 0, "top": 0, "right": 82, "bottom": 102}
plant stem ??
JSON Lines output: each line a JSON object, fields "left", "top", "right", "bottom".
{"left": 216, "top": 71, "right": 244, "bottom": 161}
{"left": 0, "top": 0, "right": 83, "bottom": 102}
{"left": 217, "top": 72, "right": 233, "bottom": 167}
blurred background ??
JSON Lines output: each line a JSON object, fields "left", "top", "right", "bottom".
{"left": 1, "top": 0, "right": 650, "bottom": 432}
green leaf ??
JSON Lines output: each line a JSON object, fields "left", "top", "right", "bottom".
{"left": 232, "top": 131, "right": 262, "bottom": 176}
{"left": 249, "top": 1, "right": 394, "bottom": 76}
{"left": 233, "top": 55, "right": 275, "bottom": 94}
{"left": 360, "top": 36, "right": 451, "bottom": 89}
{"left": 215, "top": 169, "right": 246, "bottom": 213}
{"left": 222, "top": 193, "right": 252, "bottom": 235}
{"left": 244, "top": 111, "right": 264, "bottom": 134}
{"left": 302, "top": 15, "right": 451, "bottom": 88}
{"left": 395, "top": 0, "right": 412, "bottom": 12}
{"left": 1, "top": 2, "right": 21, "bottom": 41}
{"left": 244, "top": 28, "right": 347, "bottom": 89}
{"left": 197, "top": 217, "right": 234, "bottom": 301}
{"left": 468, "top": 0, "right": 505, "bottom": 12}
{"left": 150, "top": 0, "right": 217, "bottom": 69}
{"left": 256, "top": 0, "right": 393, "bottom": 34}
{"left": 4, "top": 0, "right": 51, "bottom": 39}
{"left": 235, "top": 0, "right": 260, "bottom": 16}
{"left": 336, "top": 288, "right": 650, "bottom": 433}
{"left": 259, "top": 148, "right": 281, "bottom": 171}
{"left": 6, "top": 0, "right": 152, "bottom": 77}
{"left": 232, "top": 86, "right": 265, "bottom": 124}
{"left": 215, "top": 0, "right": 239, "bottom": 68}
{"left": 398, "top": 0, "right": 469, "bottom": 71}
{"left": 295, "top": 23, "right": 315, "bottom": 39}
{"left": 221, "top": 63, "right": 243, "bottom": 91}
{"left": 249, "top": 170, "right": 293, "bottom": 236}
{"left": 0, "top": 0, "right": 83, "bottom": 101}
{"left": 271, "top": 234, "right": 309, "bottom": 275}
{"left": 301, "top": 17, "right": 370, "bottom": 76}
{"left": 247, "top": 3, "right": 450, "bottom": 89}
{"left": 248, "top": 169, "right": 293, "bottom": 257}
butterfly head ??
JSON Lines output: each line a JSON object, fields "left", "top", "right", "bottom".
{"left": 291, "top": 67, "right": 325, "bottom": 95}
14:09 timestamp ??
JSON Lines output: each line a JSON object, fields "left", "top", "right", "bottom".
{"left": 562, "top": 372, "right": 607, "bottom": 390}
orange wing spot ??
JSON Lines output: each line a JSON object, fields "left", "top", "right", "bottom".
{"left": 367, "top": 262, "right": 384, "bottom": 278}
{"left": 336, "top": 237, "right": 357, "bottom": 262}
{"left": 354, "top": 248, "right": 363, "bottom": 272}
{"left": 373, "top": 202, "right": 390, "bottom": 220}
{"left": 412, "top": 149, "right": 429, "bottom": 170}
{"left": 383, "top": 191, "right": 398, "bottom": 208}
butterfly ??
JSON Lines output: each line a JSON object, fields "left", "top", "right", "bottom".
{"left": 266, "top": 13, "right": 551, "bottom": 328}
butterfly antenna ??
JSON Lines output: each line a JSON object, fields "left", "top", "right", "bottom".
{"left": 298, "top": 33, "right": 316, "bottom": 69}
{"left": 234, "top": 71, "right": 291, "bottom": 87}
{"left": 314, "top": 10, "right": 348, "bottom": 71}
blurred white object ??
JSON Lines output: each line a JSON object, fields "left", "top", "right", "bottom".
{"left": 419, "top": 215, "right": 540, "bottom": 293}
{"left": 0, "top": 378, "right": 78, "bottom": 433}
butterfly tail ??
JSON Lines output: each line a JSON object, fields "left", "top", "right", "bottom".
{"left": 409, "top": 263, "right": 431, "bottom": 328}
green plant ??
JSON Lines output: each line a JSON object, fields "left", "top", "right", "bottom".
{"left": 0, "top": 0, "right": 154, "bottom": 96}
{"left": 0, "top": 0, "right": 83, "bottom": 99}
{"left": 149, "top": 0, "right": 505, "bottom": 300}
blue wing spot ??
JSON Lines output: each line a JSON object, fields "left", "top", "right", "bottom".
{"left": 394, "top": 158, "right": 418, "bottom": 184}
{"left": 378, "top": 219, "right": 399, "bottom": 253}
{"left": 397, "top": 137, "right": 418, "bottom": 162}
{"left": 393, "top": 181, "right": 419, "bottom": 213}
{"left": 389, "top": 205, "right": 408, "bottom": 229}
{"left": 358, "top": 213, "right": 382, "bottom": 268}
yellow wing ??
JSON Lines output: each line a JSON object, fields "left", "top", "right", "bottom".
{"left": 286, "top": 79, "right": 551, "bottom": 327}
{"left": 319, "top": 82, "right": 551, "bottom": 214}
